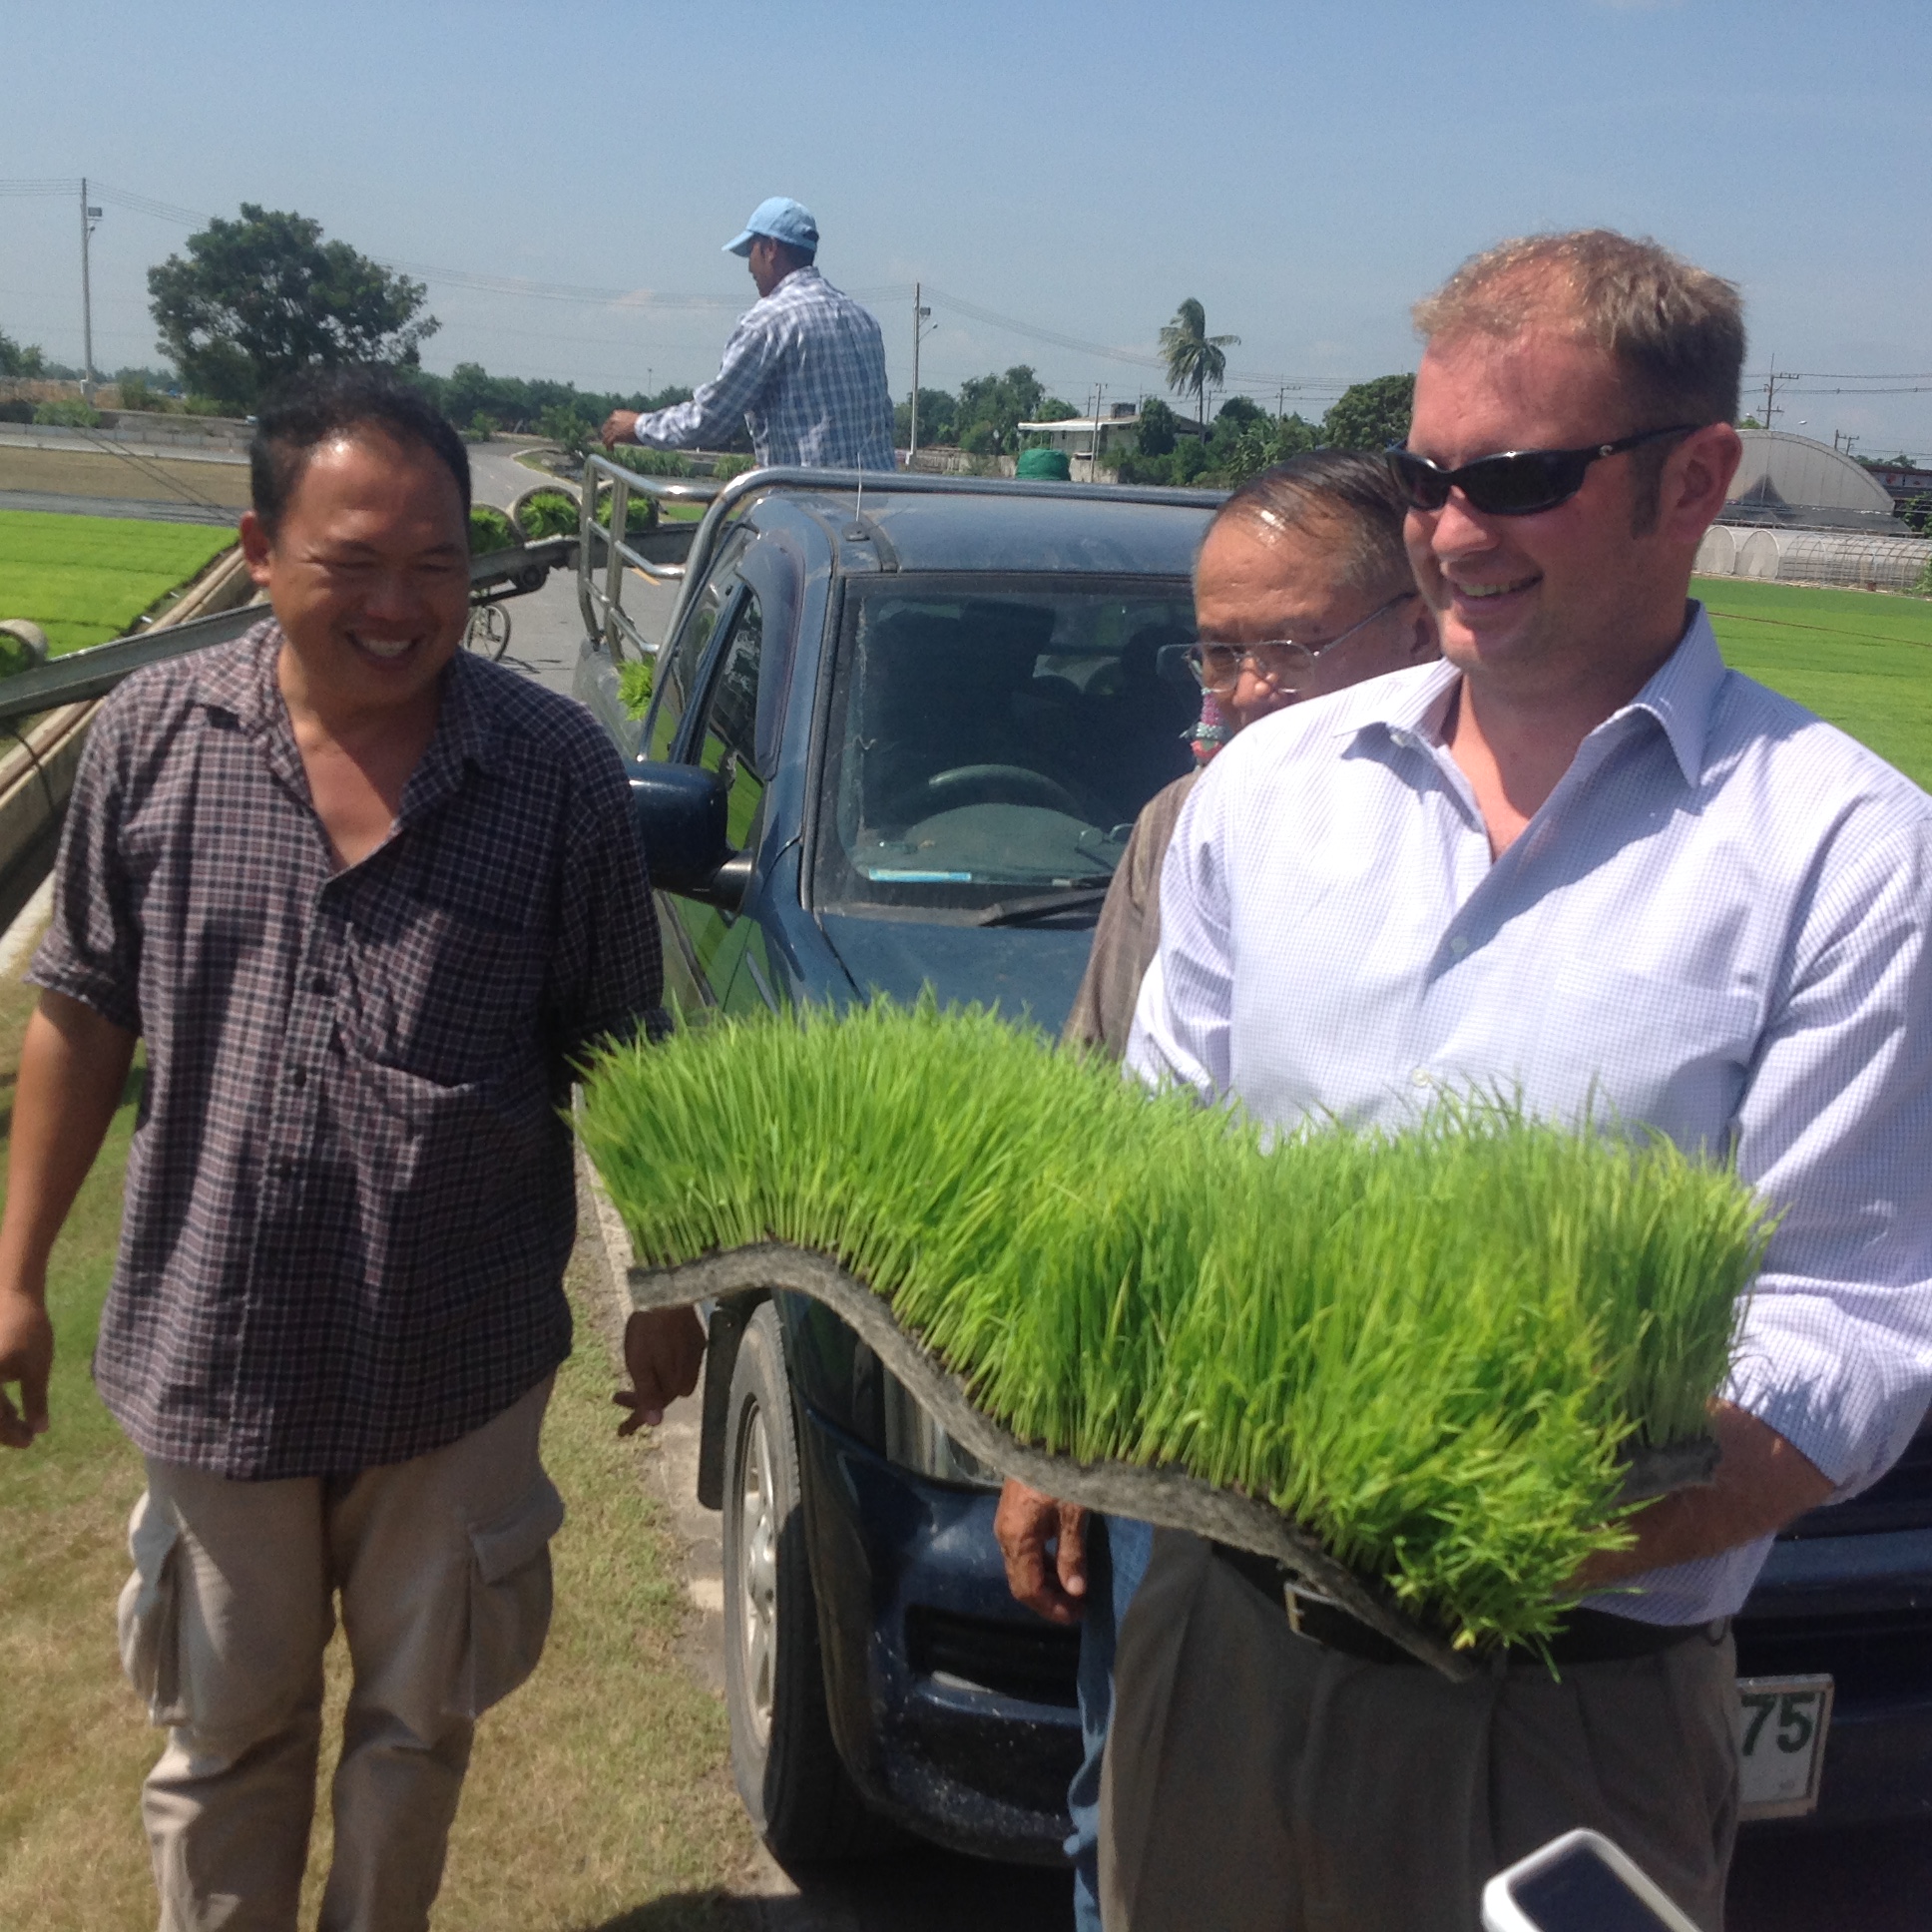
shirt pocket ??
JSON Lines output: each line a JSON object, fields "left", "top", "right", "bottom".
{"left": 1521, "top": 962, "right": 1762, "bottom": 1149}
{"left": 346, "top": 891, "right": 550, "bottom": 1087}
{"left": 452, "top": 1471, "right": 566, "bottom": 1718}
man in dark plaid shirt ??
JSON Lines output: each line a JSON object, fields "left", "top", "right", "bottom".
{"left": 0, "top": 368, "right": 663, "bottom": 1929}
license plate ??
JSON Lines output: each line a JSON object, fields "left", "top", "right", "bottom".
{"left": 1735, "top": 1674, "right": 1834, "bottom": 1819}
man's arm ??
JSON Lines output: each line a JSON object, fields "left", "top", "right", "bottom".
{"left": 601, "top": 312, "right": 781, "bottom": 453}
{"left": 1574, "top": 1401, "right": 1834, "bottom": 1590}
{"left": 0, "top": 991, "right": 138, "bottom": 1447}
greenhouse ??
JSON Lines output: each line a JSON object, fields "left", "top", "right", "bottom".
{"left": 1695, "top": 524, "right": 1932, "bottom": 591}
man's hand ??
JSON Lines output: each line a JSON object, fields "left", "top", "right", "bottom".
{"left": 0, "top": 1283, "right": 53, "bottom": 1449}
{"left": 600, "top": 410, "right": 641, "bottom": 452}
{"left": 995, "top": 1477, "right": 1090, "bottom": 1624}
{"left": 616, "top": 1305, "right": 707, "bottom": 1435}
{"left": 1572, "top": 1400, "right": 1835, "bottom": 1591}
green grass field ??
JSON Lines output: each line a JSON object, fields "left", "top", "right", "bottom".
{"left": 0, "top": 511, "right": 236, "bottom": 656}
{"left": 1696, "top": 577, "right": 1932, "bottom": 789}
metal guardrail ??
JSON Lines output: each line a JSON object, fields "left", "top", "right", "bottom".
{"left": 0, "top": 536, "right": 580, "bottom": 722}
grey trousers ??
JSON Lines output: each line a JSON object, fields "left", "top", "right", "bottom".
{"left": 116, "top": 1378, "right": 562, "bottom": 1932}
{"left": 1099, "top": 1530, "right": 1739, "bottom": 1932}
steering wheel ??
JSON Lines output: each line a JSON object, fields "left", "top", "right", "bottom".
{"left": 900, "top": 763, "right": 1088, "bottom": 819}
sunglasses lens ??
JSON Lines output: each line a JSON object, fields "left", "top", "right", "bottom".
{"left": 1389, "top": 450, "right": 1449, "bottom": 511}
{"left": 1460, "top": 451, "right": 1586, "bottom": 516}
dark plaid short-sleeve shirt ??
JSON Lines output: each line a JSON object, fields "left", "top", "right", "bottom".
{"left": 30, "top": 620, "right": 665, "bottom": 1479}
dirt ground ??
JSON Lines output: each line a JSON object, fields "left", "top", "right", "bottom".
{"left": 0, "top": 444, "right": 252, "bottom": 510}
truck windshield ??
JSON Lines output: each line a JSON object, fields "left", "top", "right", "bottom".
{"left": 813, "top": 574, "right": 1200, "bottom": 920}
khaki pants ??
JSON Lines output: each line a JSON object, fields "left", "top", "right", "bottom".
{"left": 1100, "top": 1530, "right": 1739, "bottom": 1932}
{"left": 117, "top": 1378, "right": 561, "bottom": 1932}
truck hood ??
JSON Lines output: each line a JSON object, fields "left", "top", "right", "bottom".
{"left": 815, "top": 911, "right": 1094, "bottom": 1036}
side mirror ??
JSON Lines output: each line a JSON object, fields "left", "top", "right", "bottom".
{"left": 629, "top": 763, "right": 748, "bottom": 909}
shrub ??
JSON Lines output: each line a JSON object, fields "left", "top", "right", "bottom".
{"left": 711, "top": 453, "right": 753, "bottom": 482}
{"left": 33, "top": 398, "right": 102, "bottom": 429}
{"left": 581, "top": 1000, "right": 1763, "bottom": 1653}
{"left": 467, "top": 505, "right": 518, "bottom": 555}
{"left": 610, "top": 445, "right": 693, "bottom": 479}
{"left": 469, "top": 411, "right": 494, "bottom": 442}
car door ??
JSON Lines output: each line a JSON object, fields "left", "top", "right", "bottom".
{"left": 658, "top": 532, "right": 802, "bottom": 1015}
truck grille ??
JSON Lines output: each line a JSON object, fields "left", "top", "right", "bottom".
{"left": 904, "top": 1607, "right": 1082, "bottom": 1708}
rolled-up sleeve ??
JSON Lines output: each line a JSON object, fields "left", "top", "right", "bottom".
{"left": 27, "top": 700, "right": 143, "bottom": 1035}
{"left": 1727, "top": 819, "right": 1932, "bottom": 1497}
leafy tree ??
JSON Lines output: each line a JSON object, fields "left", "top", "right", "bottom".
{"left": 0, "top": 329, "right": 48, "bottom": 378}
{"left": 538, "top": 402, "right": 596, "bottom": 459}
{"left": 894, "top": 386, "right": 958, "bottom": 447}
{"left": 1160, "top": 298, "right": 1239, "bottom": 427}
{"left": 1137, "top": 397, "right": 1179, "bottom": 458}
{"left": 1320, "top": 374, "right": 1415, "bottom": 452}
{"left": 954, "top": 365, "right": 1048, "bottom": 455}
{"left": 148, "top": 204, "right": 439, "bottom": 409}
{"left": 1033, "top": 396, "right": 1081, "bottom": 423}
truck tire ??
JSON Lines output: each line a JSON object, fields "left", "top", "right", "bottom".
{"left": 723, "top": 1300, "right": 891, "bottom": 1863}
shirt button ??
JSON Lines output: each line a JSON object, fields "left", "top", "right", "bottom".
{"left": 1448, "top": 934, "right": 1469, "bottom": 956}
{"left": 1411, "top": 1067, "right": 1432, "bottom": 1089}
{"left": 290, "top": 1067, "right": 308, "bottom": 1090}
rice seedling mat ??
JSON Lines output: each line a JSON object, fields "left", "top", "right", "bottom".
{"left": 585, "top": 1001, "right": 1762, "bottom": 1678}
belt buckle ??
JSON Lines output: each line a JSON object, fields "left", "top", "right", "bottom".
{"left": 1282, "top": 1584, "right": 1306, "bottom": 1637}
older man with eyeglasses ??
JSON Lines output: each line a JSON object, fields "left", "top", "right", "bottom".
{"left": 1101, "top": 230, "right": 1932, "bottom": 1932}
{"left": 995, "top": 448, "right": 1437, "bottom": 1932}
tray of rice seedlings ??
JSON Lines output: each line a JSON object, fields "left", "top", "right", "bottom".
{"left": 578, "top": 999, "right": 1766, "bottom": 1680}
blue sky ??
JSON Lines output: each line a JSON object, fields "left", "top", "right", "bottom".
{"left": 5, "top": 0, "right": 1929, "bottom": 453}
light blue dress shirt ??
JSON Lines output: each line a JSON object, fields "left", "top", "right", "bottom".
{"left": 1127, "top": 609, "right": 1932, "bottom": 1624}
{"left": 631, "top": 265, "right": 895, "bottom": 471}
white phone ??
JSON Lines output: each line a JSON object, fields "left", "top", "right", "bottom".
{"left": 1481, "top": 1828, "right": 1702, "bottom": 1932}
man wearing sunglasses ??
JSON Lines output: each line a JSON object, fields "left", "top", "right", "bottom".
{"left": 996, "top": 448, "right": 1436, "bottom": 1932}
{"left": 1105, "top": 230, "right": 1932, "bottom": 1931}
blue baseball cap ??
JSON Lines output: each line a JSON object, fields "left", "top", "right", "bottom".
{"left": 724, "top": 197, "right": 820, "bottom": 256}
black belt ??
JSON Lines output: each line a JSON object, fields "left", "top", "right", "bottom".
{"left": 1209, "top": 1543, "right": 1726, "bottom": 1670}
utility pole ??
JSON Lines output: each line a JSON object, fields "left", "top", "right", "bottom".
{"left": 909, "top": 282, "right": 932, "bottom": 459}
{"left": 80, "top": 179, "right": 103, "bottom": 401}
{"left": 1760, "top": 356, "right": 1789, "bottom": 433}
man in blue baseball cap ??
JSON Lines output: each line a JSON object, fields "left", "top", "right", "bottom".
{"left": 600, "top": 197, "right": 895, "bottom": 471}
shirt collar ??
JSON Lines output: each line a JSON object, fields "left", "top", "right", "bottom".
{"left": 196, "top": 615, "right": 505, "bottom": 784}
{"left": 1343, "top": 601, "right": 1724, "bottom": 789}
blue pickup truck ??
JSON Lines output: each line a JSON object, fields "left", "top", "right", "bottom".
{"left": 570, "top": 461, "right": 1932, "bottom": 1867}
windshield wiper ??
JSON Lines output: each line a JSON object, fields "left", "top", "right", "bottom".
{"left": 972, "top": 884, "right": 1114, "bottom": 927}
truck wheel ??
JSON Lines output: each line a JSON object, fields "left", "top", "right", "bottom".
{"left": 724, "top": 1300, "right": 891, "bottom": 1863}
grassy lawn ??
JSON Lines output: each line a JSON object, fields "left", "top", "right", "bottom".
{"left": 0, "top": 945, "right": 763, "bottom": 1928}
{"left": 0, "top": 510, "right": 238, "bottom": 656}
{"left": 1696, "top": 576, "right": 1932, "bottom": 789}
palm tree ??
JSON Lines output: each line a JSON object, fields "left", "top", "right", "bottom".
{"left": 1159, "top": 298, "right": 1240, "bottom": 428}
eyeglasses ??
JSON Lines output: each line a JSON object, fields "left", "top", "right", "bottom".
{"left": 1185, "top": 591, "right": 1418, "bottom": 695}
{"left": 1388, "top": 423, "right": 1702, "bottom": 518}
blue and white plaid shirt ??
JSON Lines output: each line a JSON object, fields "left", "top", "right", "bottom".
{"left": 633, "top": 265, "right": 895, "bottom": 471}
{"left": 1129, "top": 609, "right": 1932, "bottom": 1626}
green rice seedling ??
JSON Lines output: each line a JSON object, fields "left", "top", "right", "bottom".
{"left": 579, "top": 999, "right": 1764, "bottom": 1650}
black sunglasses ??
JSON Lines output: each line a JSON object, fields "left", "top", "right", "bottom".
{"left": 1388, "top": 423, "right": 1702, "bottom": 518}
